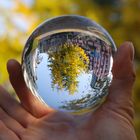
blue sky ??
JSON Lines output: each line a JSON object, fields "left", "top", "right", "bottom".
{"left": 36, "top": 53, "right": 93, "bottom": 110}
{"left": 0, "top": 0, "right": 33, "bottom": 8}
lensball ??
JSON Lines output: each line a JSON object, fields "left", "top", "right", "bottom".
{"left": 22, "top": 15, "right": 117, "bottom": 115}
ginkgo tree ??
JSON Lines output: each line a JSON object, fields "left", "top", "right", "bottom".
{"left": 48, "top": 43, "right": 89, "bottom": 94}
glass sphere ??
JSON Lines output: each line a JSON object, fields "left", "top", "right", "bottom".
{"left": 22, "top": 15, "right": 116, "bottom": 115}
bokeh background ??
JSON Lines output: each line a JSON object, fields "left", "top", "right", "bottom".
{"left": 0, "top": 0, "right": 140, "bottom": 138}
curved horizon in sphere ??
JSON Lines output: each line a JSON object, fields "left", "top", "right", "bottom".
{"left": 22, "top": 15, "right": 117, "bottom": 115}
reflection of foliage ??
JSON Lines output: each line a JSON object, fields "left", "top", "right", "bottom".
{"left": 60, "top": 94, "right": 93, "bottom": 111}
{"left": 60, "top": 91, "right": 106, "bottom": 111}
{"left": 48, "top": 43, "right": 89, "bottom": 94}
{"left": 60, "top": 78, "right": 109, "bottom": 113}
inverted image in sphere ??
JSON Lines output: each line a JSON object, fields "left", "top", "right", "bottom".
{"left": 22, "top": 15, "right": 116, "bottom": 115}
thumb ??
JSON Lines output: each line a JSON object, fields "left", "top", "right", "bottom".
{"left": 7, "top": 59, "right": 53, "bottom": 118}
{"left": 105, "top": 42, "right": 136, "bottom": 122}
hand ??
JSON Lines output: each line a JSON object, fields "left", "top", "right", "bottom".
{"left": 0, "top": 42, "right": 137, "bottom": 140}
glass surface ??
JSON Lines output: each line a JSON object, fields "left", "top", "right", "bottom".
{"left": 22, "top": 15, "right": 116, "bottom": 115}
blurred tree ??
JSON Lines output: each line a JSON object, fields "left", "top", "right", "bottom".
{"left": 94, "top": 0, "right": 117, "bottom": 6}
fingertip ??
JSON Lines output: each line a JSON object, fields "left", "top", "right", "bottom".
{"left": 7, "top": 59, "right": 20, "bottom": 68}
{"left": 7, "top": 59, "right": 21, "bottom": 75}
{"left": 119, "top": 41, "right": 134, "bottom": 61}
{"left": 112, "top": 41, "right": 136, "bottom": 82}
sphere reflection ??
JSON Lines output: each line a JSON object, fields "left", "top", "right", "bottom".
{"left": 22, "top": 15, "right": 116, "bottom": 114}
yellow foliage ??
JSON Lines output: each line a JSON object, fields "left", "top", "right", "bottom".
{"left": 48, "top": 43, "right": 89, "bottom": 94}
